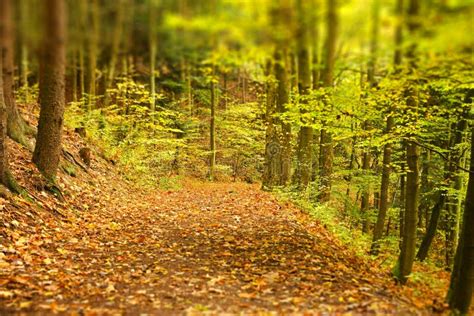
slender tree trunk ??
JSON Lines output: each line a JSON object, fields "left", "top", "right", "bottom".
{"left": 361, "top": 145, "right": 371, "bottom": 233}
{"left": 19, "top": 0, "right": 30, "bottom": 103}
{"left": 262, "top": 59, "right": 279, "bottom": 189}
{"left": 149, "top": 0, "right": 157, "bottom": 111}
{"left": 318, "top": 0, "right": 337, "bottom": 201}
{"left": 371, "top": 0, "right": 396, "bottom": 254}
{"left": 416, "top": 114, "right": 467, "bottom": 262}
{"left": 0, "top": 46, "right": 8, "bottom": 185}
{"left": 0, "top": 0, "right": 33, "bottom": 148}
{"left": 209, "top": 67, "right": 216, "bottom": 181}
{"left": 105, "top": 0, "right": 125, "bottom": 107}
{"left": 447, "top": 125, "right": 474, "bottom": 314}
{"left": 79, "top": 0, "right": 87, "bottom": 102}
{"left": 311, "top": 0, "right": 320, "bottom": 90}
{"left": 88, "top": 0, "right": 99, "bottom": 110}
{"left": 275, "top": 49, "right": 291, "bottom": 185}
{"left": 33, "top": 0, "right": 66, "bottom": 181}
{"left": 294, "top": 0, "right": 313, "bottom": 189}
{"left": 393, "top": 0, "right": 420, "bottom": 284}
{"left": 416, "top": 190, "right": 447, "bottom": 261}
{"left": 70, "top": 48, "right": 77, "bottom": 102}
{"left": 399, "top": 161, "right": 406, "bottom": 247}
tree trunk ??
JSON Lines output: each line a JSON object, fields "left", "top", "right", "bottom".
{"left": 19, "top": 0, "right": 30, "bottom": 103}
{"left": 393, "top": 0, "right": 420, "bottom": 284}
{"left": 293, "top": 0, "right": 313, "bottom": 189}
{"left": 275, "top": 49, "right": 291, "bottom": 186}
{"left": 416, "top": 114, "right": 468, "bottom": 262}
{"left": 0, "top": 0, "right": 33, "bottom": 148}
{"left": 371, "top": 0, "right": 396, "bottom": 254}
{"left": 318, "top": 0, "right": 337, "bottom": 202}
{"left": 33, "top": 0, "right": 66, "bottom": 181}
{"left": 209, "top": 68, "right": 216, "bottom": 181}
{"left": 105, "top": 0, "right": 125, "bottom": 107}
{"left": 361, "top": 145, "right": 371, "bottom": 233}
{"left": 149, "top": 0, "right": 157, "bottom": 111}
{"left": 262, "top": 59, "right": 279, "bottom": 189}
{"left": 416, "top": 190, "right": 446, "bottom": 261}
{"left": 0, "top": 44, "right": 8, "bottom": 184}
{"left": 447, "top": 125, "right": 474, "bottom": 314}
{"left": 87, "top": 0, "right": 99, "bottom": 110}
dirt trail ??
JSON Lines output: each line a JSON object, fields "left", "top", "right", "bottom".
{"left": 1, "top": 170, "right": 441, "bottom": 315}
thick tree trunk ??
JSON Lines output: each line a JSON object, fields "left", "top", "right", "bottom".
{"left": 0, "top": 0, "right": 33, "bottom": 148}
{"left": 33, "top": 0, "right": 66, "bottom": 181}
{"left": 447, "top": 125, "right": 474, "bottom": 314}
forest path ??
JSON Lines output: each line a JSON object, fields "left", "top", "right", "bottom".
{"left": 3, "top": 181, "right": 435, "bottom": 314}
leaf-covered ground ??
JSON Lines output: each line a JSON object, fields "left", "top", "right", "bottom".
{"left": 0, "top": 111, "right": 449, "bottom": 314}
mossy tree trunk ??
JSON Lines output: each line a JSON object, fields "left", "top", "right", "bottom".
{"left": 33, "top": 0, "right": 66, "bottom": 182}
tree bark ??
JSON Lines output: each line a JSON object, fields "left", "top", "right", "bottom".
{"left": 0, "top": 0, "right": 33, "bottom": 148}
{"left": 33, "top": 0, "right": 66, "bottom": 181}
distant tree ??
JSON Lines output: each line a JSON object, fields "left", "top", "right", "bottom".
{"left": 318, "top": 0, "right": 338, "bottom": 201}
{"left": 33, "top": 0, "right": 67, "bottom": 181}
{"left": 371, "top": 0, "right": 398, "bottom": 254}
{"left": 393, "top": 0, "right": 421, "bottom": 284}
{"left": 293, "top": 0, "right": 313, "bottom": 189}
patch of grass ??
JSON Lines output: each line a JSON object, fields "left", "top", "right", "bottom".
{"left": 158, "top": 175, "right": 183, "bottom": 191}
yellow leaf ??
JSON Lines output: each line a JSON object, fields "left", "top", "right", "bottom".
{"left": 57, "top": 248, "right": 68, "bottom": 255}
{"left": 43, "top": 258, "right": 53, "bottom": 265}
{"left": 0, "top": 290, "right": 14, "bottom": 298}
{"left": 19, "top": 301, "right": 32, "bottom": 309}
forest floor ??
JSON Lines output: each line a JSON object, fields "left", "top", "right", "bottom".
{"left": 0, "top": 106, "right": 450, "bottom": 315}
